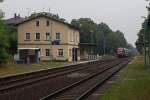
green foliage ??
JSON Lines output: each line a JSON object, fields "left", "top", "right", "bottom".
{"left": 136, "top": 22, "right": 145, "bottom": 54}
{"left": 0, "top": 20, "right": 10, "bottom": 64}
{"left": 101, "top": 56, "right": 150, "bottom": 100}
{"left": 0, "top": 14, "right": 17, "bottom": 65}
{"left": 6, "top": 25, "right": 17, "bottom": 55}
{"left": 72, "top": 18, "right": 96, "bottom": 43}
{"left": 107, "top": 31, "right": 127, "bottom": 54}
{"left": 96, "top": 23, "right": 113, "bottom": 54}
{"left": 71, "top": 18, "right": 128, "bottom": 55}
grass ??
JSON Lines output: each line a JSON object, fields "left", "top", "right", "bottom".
{"left": 0, "top": 62, "right": 69, "bottom": 78}
{"left": 101, "top": 56, "right": 150, "bottom": 100}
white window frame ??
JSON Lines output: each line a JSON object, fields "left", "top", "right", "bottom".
{"left": 46, "top": 49, "right": 50, "bottom": 56}
{"left": 58, "top": 49, "right": 64, "bottom": 57}
{"left": 25, "top": 33, "right": 30, "bottom": 40}
{"left": 56, "top": 32, "right": 60, "bottom": 40}
{"left": 46, "top": 32, "right": 50, "bottom": 40}
{"left": 35, "top": 33, "right": 40, "bottom": 40}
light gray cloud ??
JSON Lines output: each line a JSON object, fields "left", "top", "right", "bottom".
{"left": 0, "top": 0, "right": 148, "bottom": 46}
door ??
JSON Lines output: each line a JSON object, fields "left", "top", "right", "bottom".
{"left": 72, "top": 48, "right": 78, "bottom": 61}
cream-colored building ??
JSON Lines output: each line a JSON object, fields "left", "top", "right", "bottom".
{"left": 17, "top": 13, "right": 80, "bottom": 63}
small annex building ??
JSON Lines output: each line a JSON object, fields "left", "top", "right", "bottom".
{"left": 17, "top": 12, "right": 80, "bottom": 63}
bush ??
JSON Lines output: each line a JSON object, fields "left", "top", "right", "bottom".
{"left": 0, "top": 49, "right": 10, "bottom": 65}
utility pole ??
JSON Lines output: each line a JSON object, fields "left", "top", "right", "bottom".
{"left": 90, "top": 30, "right": 93, "bottom": 60}
{"left": 102, "top": 30, "right": 106, "bottom": 59}
{"left": 141, "top": 15, "right": 149, "bottom": 66}
{"left": 142, "top": 16, "right": 147, "bottom": 66}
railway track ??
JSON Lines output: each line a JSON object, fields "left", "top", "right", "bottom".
{"left": 0, "top": 59, "right": 116, "bottom": 93}
{"left": 40, "top": 58, "right": 130, "bottom": 100}
{"left": 0, "top": 58, "right": 130, "bottom": 100}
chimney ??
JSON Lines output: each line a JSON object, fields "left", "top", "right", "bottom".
{"left": 14, "top": 13, "right": 17, "bottom": 18}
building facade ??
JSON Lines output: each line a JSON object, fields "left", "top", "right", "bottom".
{"left": 17, "top": 13, "right": 80, "bottom": 63}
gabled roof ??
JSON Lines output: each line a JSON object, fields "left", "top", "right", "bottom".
{"left": 17, "top": 12, "right": 79, "bottom": 30}
{"left": 5, "top": 16, "right": 24, "bottom": 26}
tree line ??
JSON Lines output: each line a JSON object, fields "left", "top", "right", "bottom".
{"left": 136, "top": 1, "right": 150, "bottom": 54}
{"left": 71, "top": 18, "right": 131, "bottom": 55}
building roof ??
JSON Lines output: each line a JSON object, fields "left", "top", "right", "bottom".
{"left": 5, "top": 14, "right": 24, "bottom": 26}
{"left": 17, "top": 12, "right": 79, "bottom": 30}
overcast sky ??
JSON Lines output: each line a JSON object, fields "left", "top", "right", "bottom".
{"left": 0, "top": 0, "right": 148, "bottom": 46}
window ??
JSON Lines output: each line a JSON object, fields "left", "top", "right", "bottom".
{"left": 36, "top": 20, "right": 39, "bottom": 26}
{"left": 46, "top": 33, "right": 50, "bottom": 40}
{"left": 56, "top": 33, "right": 60, "bottom": 40}
{"left": 46, "top": 20, "right": 49, "bottom": 26}
{"left": 36, "top": 33, "right": 40, "bottom": 40}
{"left": 58, "top": 49, "right": 63, "bottom": 57}
{"left": 46, "top": 49, "right": 50, "bottom": 56}
{"left": 25, "top": 33, "right": 30, "bottom": 40}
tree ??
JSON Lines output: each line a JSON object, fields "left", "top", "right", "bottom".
{"left": 95, "top": 23, "right": 112, "bottom": 55}
{"left": 0, "top": 0, "right": 4, "bottom": 18}
{"left": 6, "top": 25, "right": 17, "bottom": 55}
{"left": 71, "top": 18, "right": 128, "bottom": 55}
{"left": 0, "top": 0, "right": 13, "bottom": 65}
{"left": 0, "top": 20, "right": 10, "bottom": 64}
{"left": 107, "top": 31, "right": 127, "bottom": 54}
{"left": 71, "top": 18, "right": 97, "bottom": 43}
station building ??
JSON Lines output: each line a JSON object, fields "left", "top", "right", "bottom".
{"left": 17, "top": 12, "right": 80, "bottom": 63}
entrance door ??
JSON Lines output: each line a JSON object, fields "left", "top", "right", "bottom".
{"left": 35, "top": 49, "right": 40, "bottom": 63}
{"left": 72, "top": 48, "right": 78, "bottom": 61}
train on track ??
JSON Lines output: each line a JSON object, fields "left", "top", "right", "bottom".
{"left": 116, "top": 48, "right": 130, "bottom": 58}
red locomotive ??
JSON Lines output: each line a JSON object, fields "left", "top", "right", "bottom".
{"left": 117, "top": 48, "right": 129, "bottom": 58}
